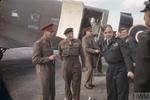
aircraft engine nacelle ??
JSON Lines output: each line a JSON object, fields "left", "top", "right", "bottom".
{"left": 118, "top": 12, "right": 133, "bottom": 31}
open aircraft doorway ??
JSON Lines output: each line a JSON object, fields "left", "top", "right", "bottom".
{"left": 56, "top": 0, "right": 109, "bottom": 40}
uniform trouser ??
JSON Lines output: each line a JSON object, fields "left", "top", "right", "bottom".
{"left": 62, "top": 57, "right": 81, "bottom": 100}
{"left": 85, "top": 58, "right": 93, "bottom": 85}
{"left": 106, "top": 63, "right": 129, "bottom": 100}
{"left": 36, "top": 64, "right": 55, "bottom": 100}
{"left": 96, "top": 56, "right": 102, "bottom": 73}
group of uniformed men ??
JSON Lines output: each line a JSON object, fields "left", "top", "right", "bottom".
{"left": 32, "top": 1, "right": 150, "bottom": 100}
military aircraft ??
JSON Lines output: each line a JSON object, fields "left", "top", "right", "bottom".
{"left": 0, "top": 0, "right": 109, "bottom": 48}
{"left": 0, "top": 0, "right": 147, "bottom": 47}
{"left": 0, "top": 1, "right": 108, "bottom": 99}
{"left": 0, "top": 0, "right": 110, "bottom": 63}
{"left": 0, "top": 0, "right": 147, "bottom": 62}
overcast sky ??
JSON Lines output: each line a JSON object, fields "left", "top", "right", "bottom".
{"left": 81, "top": 0, "right": 146, "bottom": 30}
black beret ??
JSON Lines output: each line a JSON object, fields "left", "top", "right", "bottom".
{"left": 64, "top": 28, "right": 73, "bottom": 35}
{"left": 41, "top": 23, "right": 53, "bottom": 31}
{"left": 141, "top": 0, "right": 150, "bottom": 12}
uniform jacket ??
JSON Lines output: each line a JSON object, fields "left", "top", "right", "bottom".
{"left": 58, "top": 38, "right": 82, "bottom": 57}
{"left": 32, "top": 37, "right": 54, "bottom": 67}
{"left": 102, "top": 37, "right": 133, "bottom": 72}
{"left": 123, "top": 36, "right": 137, "bottom": 63}
{"left": 135, "top": 30, "right": 150, "bottom": 89}
{"left": 82, "top": 35, "right": 99, "bottom": 67}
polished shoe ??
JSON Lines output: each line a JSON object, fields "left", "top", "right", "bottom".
{"left": 84, "top": 84, "right": 93, "bottom": 89}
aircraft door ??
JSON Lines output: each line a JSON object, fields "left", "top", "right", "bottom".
{"left": 56, "top": 0, "right": 84, "bottom": 39}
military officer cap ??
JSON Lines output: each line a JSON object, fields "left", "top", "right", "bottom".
{"left": 141, "top": 0, "right": 150, "bottom": 12}
{"left": 82, "top": 17, "right": 92, "bottom": 32}
{"left": 41, "top": 23, "right": 54, "bottom": 32}
{"left": 64, "top": 28, "right": 73, "bottom": 35}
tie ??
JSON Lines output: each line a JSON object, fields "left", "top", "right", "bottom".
{"left": 107, "top": 39, "right": 111, "bottom": 46}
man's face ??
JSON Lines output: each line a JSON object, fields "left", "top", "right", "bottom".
{"left": 65, "top": 32, "right": 74, "bottom": 40}
{"left": 103, "top": 27, "right": 114, "bottom": 40}
{"left": 85, "top": 28, "right": 92, "bottom": 36}
{"left": 119, "top": 29, "right": 128, "bottom": 39}
{"left": 44, "top": 30, "right": 54, "bottom": 38}
{"left": 144, "top": 11, "right": 150, "bottom": 28}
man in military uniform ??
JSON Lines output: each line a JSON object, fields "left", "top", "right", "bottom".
{"left": 119, "top": 27, "right": 136, "bottom": 73}
{"left": 101, "top": 25, "right": 133, "bottom": 100}
{"left": 58, "top": 28, "right": 82, "bottom": 100}
{"left": 32, "top": 23, "right": 56, "bottom": 100}
{"left": 134, "top": 0, "right": 150, "bottom": 93}
{"left": 81, "top": 20, "right": 100, "bottom": 89}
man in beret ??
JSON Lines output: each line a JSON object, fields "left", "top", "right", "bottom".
{"left": 134, "top": 0, "right": 150, "bottom": 94}
{"left": 32, "top": 23, "right": 56, "bottom": 100}
{"left": 58, "top": 28, "right": 82, "bottom": 100}
{"left": 81, "top": 19, "right": 100, "bottom": 89}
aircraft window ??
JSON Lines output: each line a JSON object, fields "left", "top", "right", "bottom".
{"left": 30, "top": 13, "right": 40, "bottom": 22}
{"left": 28, "top": 13, "right": 40, "bottom": 30}
{"left": 11, "top": 10, "right": 19, "bottom": 18}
